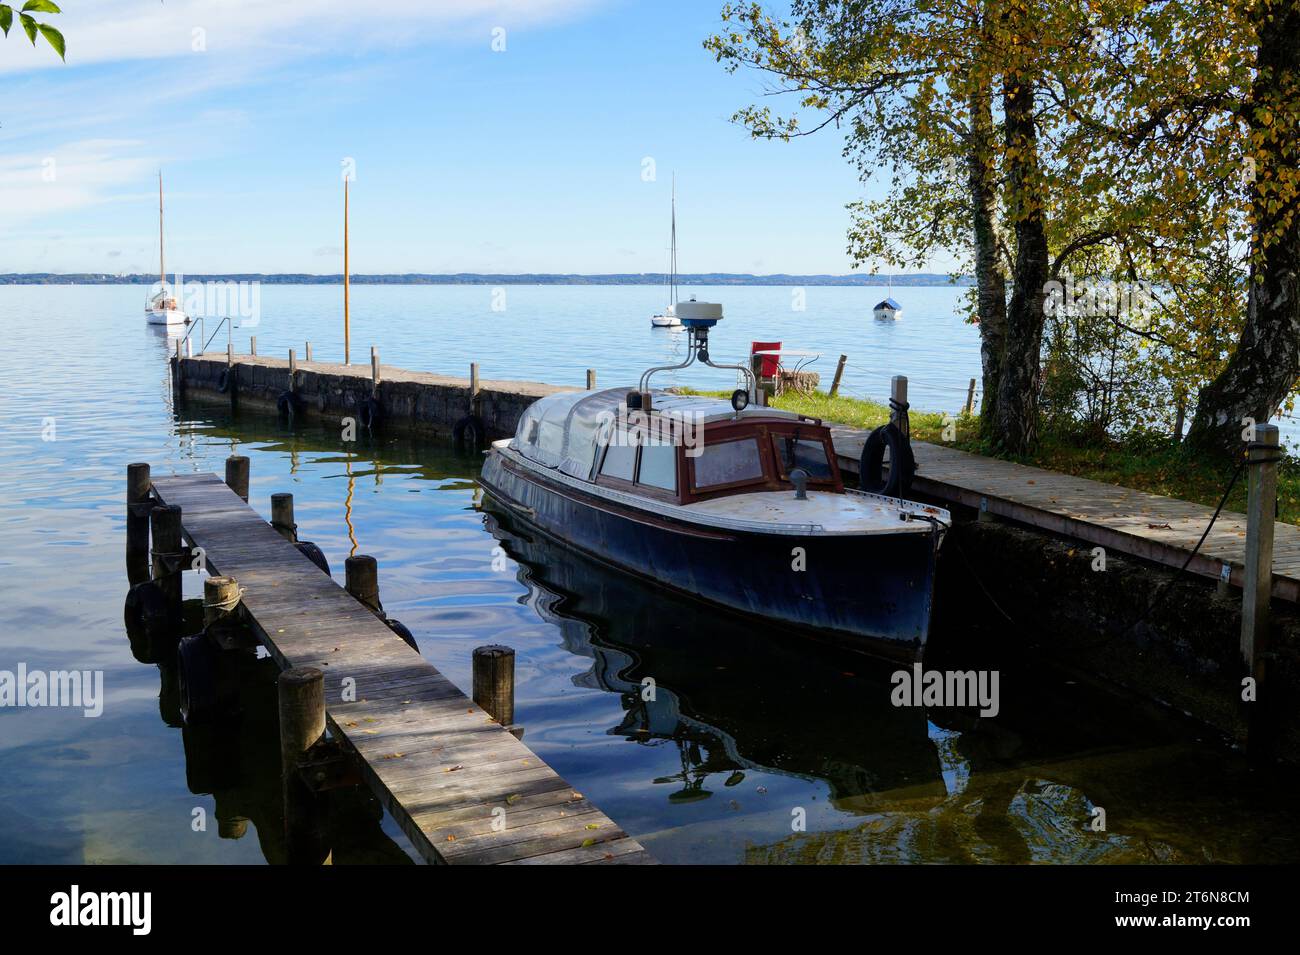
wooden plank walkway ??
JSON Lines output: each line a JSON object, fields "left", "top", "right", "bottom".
{"left": 152, "top": 472, "right": 653, "bottom": 865}
{"left": 831, "top": 428, "right": 1300, "bottom": 604}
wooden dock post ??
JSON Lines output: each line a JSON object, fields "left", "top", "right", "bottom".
{"left": 126, "top": 463, "right": 152, "bottom": 583}
{"left": 225, "top": 455, "right": 250, "bottom": 502}
{"left": 250, "top": 335, "right": 257, "bottom": 356}
{"left": 289, "top": 348, "right": 297, "bottom": 387}
{"left": 473, "top": 644, "right": 516, "bottom": 731}
{"left": 964, "top": 378, "right": 977, "bottom": 415}
{"left": 371, "top": 346, "right": 380, "bottom": 393}
{"left": 203, "top": 575, "right": 242, "bottom": 648}
{"left": 278, "top": 666, "right": 329, "bottom": 864}
{"left": 828, "top": 354, "right": 847, "bottom": 398}
{"left": 150, "top": 504, "right": 184, "bottom": 625}
{"left": 586, "top": 368, "right": 596, "bottom": 390}
{"left": 890, "top": 376, "right": 908, "bottom": 428}
{"left": 470, "top": 361, "right": 481, "bottom": 410}
{"left": 1242, "top": 423, "right": 1279, "bottom": 741}
{"left": 305, "top": 341, "right": 312, "bottom": 362}
{"left": 345, "top": 555, "right": 382, "bottom": 615}
{"left": 271, "top": 493, "right": 297, "bottom": 542}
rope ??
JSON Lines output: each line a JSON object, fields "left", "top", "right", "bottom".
{"left": 203, "top": 585, "right": 245, "bottom": 612}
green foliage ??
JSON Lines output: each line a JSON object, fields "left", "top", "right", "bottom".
{"left": 1, "top": 1, "right": 64, "bottom": 60}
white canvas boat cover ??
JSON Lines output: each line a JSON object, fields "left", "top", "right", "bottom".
{"left": 510, "top": 387, "right": 799, "bottom": 480}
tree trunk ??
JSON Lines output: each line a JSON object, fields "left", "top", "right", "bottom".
{"left": 992, "top": 67, "right": 1049, "bottom": 455}
{"left": 969, "top": 74, "right": 1008, "bottom": 437}
{"left": 1185, "top": 1, "right": 1300, "bottom": 458}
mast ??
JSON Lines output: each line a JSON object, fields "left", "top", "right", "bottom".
{"left": 670, "top": 174, "right": 677, "bottom": 307}
{"left": 158, "top": 172, "right": 166, "bottom": 291}
{"left": 344, "top": 177, "right": 351, "bottom": 365}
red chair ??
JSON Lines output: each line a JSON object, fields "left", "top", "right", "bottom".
{"left": 751, "top": 341, "right": 782, "bottom": 379}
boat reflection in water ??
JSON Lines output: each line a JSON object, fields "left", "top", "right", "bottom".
{"left": 482, "top": 497, "right": 1300, "bottom": 864}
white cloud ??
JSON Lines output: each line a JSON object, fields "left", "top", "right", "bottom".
{"left": 0, "top": 0, "right": 600, "bottom": 73}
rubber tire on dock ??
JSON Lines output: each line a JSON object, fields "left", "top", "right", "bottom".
{"left": 359, "top": 397, "right": 381, "bottom": 431}
{"left": 385, "top": 618, "right": 419, "bottom": 652}
{"left": 295, "top": 540, "right": 331, "bottom": 575}
{"left": 177, "top": 633, "right": 223, "bottom": 726}
{"left": 859, "top": 423, "right": 916, "bottom": 497}
{"left": 217, "top": 369, "right": 231, "bottom": 394}
{"left": 453, "top": 415, "right": 485, "bottom": 451}
{"left": 124, "top": 581, "right": 169, "bottom": 641}
{"left": 276, "top": 391, "right": 300, "bottom": 423}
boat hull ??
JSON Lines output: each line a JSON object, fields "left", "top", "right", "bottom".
{"left": 480, "top": 453, "right": 939, "bottom": 660}
{"left": 146, "top": 308, "right": 188, "bottom": 326}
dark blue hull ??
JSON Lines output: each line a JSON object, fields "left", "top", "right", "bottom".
{"left": 481, "top": 453, "right": 940, "bottom": 660}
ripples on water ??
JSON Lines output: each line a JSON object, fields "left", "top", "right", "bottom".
{"left": 1, "top": 285, "right": 1297, "bottom": 864}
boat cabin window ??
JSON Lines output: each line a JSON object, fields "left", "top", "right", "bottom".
{"left": 693, "top": 437, "right": 764, "bottom": 489}
{"left": 638, "top": 441, "right": 678, "bottom": 492}
{"left": 771, "top": 435, "right": 834, "bottom": 481}
{"left": 600, "top": 442, "right": 637, "bottom": 481}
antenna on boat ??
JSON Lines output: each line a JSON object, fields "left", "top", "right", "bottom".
{"left": 632, "top": 301, "right": 757, "bottom": 413}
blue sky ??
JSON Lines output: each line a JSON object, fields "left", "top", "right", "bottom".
{"left": 1, "top": 1, "right": 953, "bottom": 276}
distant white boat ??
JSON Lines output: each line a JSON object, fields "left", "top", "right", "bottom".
{"left": 651, "top": 176, "right": 683, "bottom": 328}
{"left": 873, "top": 296, "right": 902, "bottom": 321}
{"left": 145, "top": 171, "right": 188, "bottom": 326}
{"left": 873, "top": 274, "right": 902, "bottom": 320}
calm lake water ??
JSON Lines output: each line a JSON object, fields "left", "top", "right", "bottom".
{"left": 1, "top": 283, "right": 1298, "bottom": 864}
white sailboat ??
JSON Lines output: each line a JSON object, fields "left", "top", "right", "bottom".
{"left": 872, "top": 272, "right": 902, "bottom": 321}
{"left": 145, "top": 172, "right": 188, "bottom": 326}
{"left": 651, "top": 177, "right": 682, "bottom": 328}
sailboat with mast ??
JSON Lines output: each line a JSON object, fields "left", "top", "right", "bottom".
{"left": 651, "top": 177, "right": 682, "bottom": 328}
{"left": 145, "top": 171, "right": 188, "bottom": 326}
{"left": 872, "top": 272, "right": 902, "bottom": 321}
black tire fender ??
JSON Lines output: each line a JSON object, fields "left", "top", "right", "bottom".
{"left": 385, "top": 618, "right": 419, "bottom": 652}
{"left": 453, "top": 415, "right": 485, "bottom": 451}
{"left": 859, "top": 423, "right": 916, "bottom": 497}
{"left": 295, "top": 540, "right": 331, "bottom": 575}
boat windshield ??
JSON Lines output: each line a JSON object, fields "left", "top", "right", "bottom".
{"left": 771, "top": 434, "right": 833, "bottom": 480}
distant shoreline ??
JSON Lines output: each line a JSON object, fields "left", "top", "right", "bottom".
{"left": 0, "top": 272, "right": 973, "bottom": 287}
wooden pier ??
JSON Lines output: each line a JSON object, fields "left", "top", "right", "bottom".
{"left": 833, "top": 429, "right": 1300, "bottom": 603}
{"left": 148, "top": 470, "right": 653, "bottom": 865}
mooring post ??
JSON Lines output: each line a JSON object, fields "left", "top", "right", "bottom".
{"left": 203, "top": 575, "right": 241, "bottom": 642}
{"left": 126, "top": 463, "right": 152, "bottom": 583}
{"left": 289, "top": 348, "right": 297, "bottom": 391}
{"left": 473, "top": 644, "right": 516, "bottom": 734}
{"left": 828, "top": 354, "right": 847, "bottom": 399}
{"left": 225, "top": 454, "right": 250, "bottom": 502}
{"left": 278, "top": 666, "right": 329, "bottom": 864}
{"left": 1242, "top": 423, "right": 1279, "bottom": 705}
{"left": 964, "top": 378, "right": 977, "bottom": 416}
{"left": 890, "top": 375, "right": 908, "bottom": 427}
{"left": 150, "top": 504, "right": 184, "bottom": 625}
{"left": 345, "top": 555, "right": 382, "bottom": 615}
{"left": 250, "top": 335, "right": 257, "bottom": 356}
{"left": 586, "top": 368, "right": 596, "bottom": 390}
{"left": 227, "top": 343, "right": 233, "bottom": 367}
{"left": 470, "top": 361, "right": 481, "bottom": 415}
{"left": 185, "top": 335, "right": 192, "bottom": 358}
{"left": 371, "top": 345, "right": 380, "bottom": 394}
{"left": 271, "top": 493, "right": 298, "bottom": 542}
{"left": 305, "top": 341, "right": 312, "bottom": 362}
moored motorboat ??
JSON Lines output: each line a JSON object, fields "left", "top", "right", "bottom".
{"left": 480, "top": 303, "right": 949, "bottom": 659}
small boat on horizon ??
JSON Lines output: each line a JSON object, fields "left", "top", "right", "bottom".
{"left": 651, "top": 176, "right": 683, "bottom": 328}
{"left": 481, "top": 302, "right": 949, "bottom": 659}
{"left": 145, "top": 171, "right": 188, "bottom": 326}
